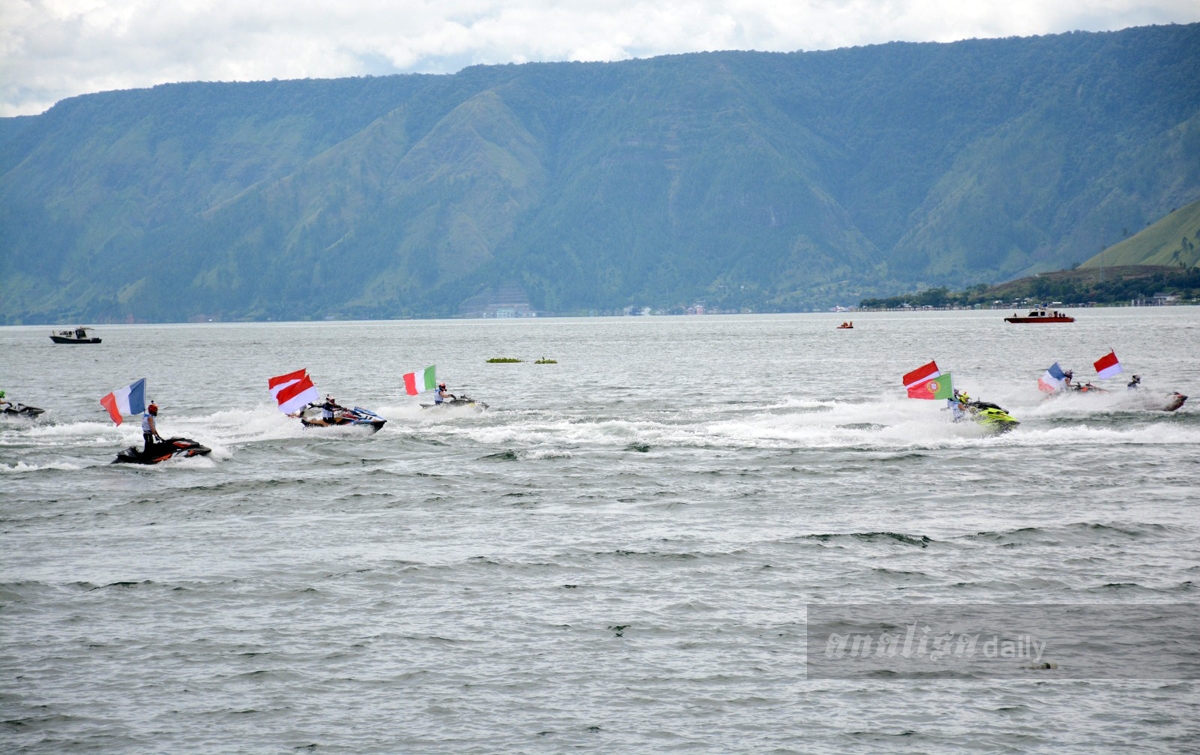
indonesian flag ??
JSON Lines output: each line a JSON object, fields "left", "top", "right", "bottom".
{"left": 100, "top": 378, "right": 147, "bottom": 425}
{"left": 903, "top": 361, "right": 942, "bottom": 399}
{"left": 911, "top": 373, "right": 954, "bottom": 400}
{"left": 1038, "top": 362, "right": 1068, "bottom": 393}
{"left": 403, "top": 365, "right": 437, "bottom": 396}
{"left": 269, "top": 368, "right": 320, "bottom": 414}
{"left": 1094, "top": 350, "right": 1123, "bottom": 380}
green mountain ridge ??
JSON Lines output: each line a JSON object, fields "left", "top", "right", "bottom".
{"left": 1082, "top": 198, "right": 1200, "bottom": 268}
{"left": 2, "top": 25, "right": 1200, "bottom": 322}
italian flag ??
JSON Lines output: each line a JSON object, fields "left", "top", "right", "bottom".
{"left": 403, "top": 365, "right": 436, "bottom": 396}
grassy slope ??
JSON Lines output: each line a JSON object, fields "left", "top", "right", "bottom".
{"left": 1081, "top": 198, "right": 1200, "bottom": 268}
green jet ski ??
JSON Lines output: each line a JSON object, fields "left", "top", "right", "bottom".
{"left": 966, "top": 401, "right": 1019, "bottom": 432}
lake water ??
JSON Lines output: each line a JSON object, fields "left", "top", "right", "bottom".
{"left": 2, "top": 310, "right": 1198, "bottom": 752}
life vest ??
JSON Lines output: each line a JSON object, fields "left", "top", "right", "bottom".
{"left": 141, "top": 411, "right": 153, "bottom": 432}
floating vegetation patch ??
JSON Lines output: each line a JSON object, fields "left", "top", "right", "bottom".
{"left": 535, "top": 357, "right": 557, "bottom": 364}
{"left": 486, "top": 357, "right": 522, "bottom": 363}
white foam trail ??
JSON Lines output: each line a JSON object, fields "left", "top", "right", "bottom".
{"left": 0, "top": 460, "right": 85, "bottom": 473}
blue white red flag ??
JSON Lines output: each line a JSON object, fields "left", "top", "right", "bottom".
{"left": 100, "top": 378, "right": 147, "bottom": 425}
{"left": 1038, "top": 362, "right": 1067, "bottom": 393}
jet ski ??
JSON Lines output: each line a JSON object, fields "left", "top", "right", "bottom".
{"left": 299, "top": 406, "right": 387, "bottom": 433}
{"left": 1128, "top": 378, "right": 1187, "bottom": 412}
{"left": 421, "top": 396, "right": 488, "bottom": 412}
{"left": 113, "top": 437, "right": 212, "bottom": 464}
{"left": 962, "top": 401, "right": 1019, "bottom": 432}
{"left": 1, "top": 402, "right": 45, "bottom": 419}
{"left": 1163, "top": 392, "right": 1188, "bottom": 412}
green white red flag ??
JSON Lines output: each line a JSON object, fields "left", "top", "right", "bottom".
{"left": 403, "top": 366, "right": 436, "bottom": 395}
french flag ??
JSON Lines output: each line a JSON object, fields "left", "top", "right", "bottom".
{"left": 100, "top": 378, "right": 147, "bottom": 425}
{"left": 903, "top": 361, "right": 941, "bottom": 399}
{"left": 268, "top": 369, "right": 320, "bottom": 414}
{"left": 1038, "top": 362, "right": 1067, "bottom": 393}
{"left": 1094, "top": 350, "right": 1123, "bottom": 380}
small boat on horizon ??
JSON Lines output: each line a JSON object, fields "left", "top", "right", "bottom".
{"left": 50, "top": 326, "right": 102, "bottom": 344}
{"left": 1004, "top": 309, "right": 1074, "bottom": 323}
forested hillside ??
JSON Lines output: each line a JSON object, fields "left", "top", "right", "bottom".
{"left": 2, "top": 24, "right": 1199, "bottom": 322}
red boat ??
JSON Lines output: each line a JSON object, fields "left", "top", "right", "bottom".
{"left": 1004, "top": 309, "right": 1074, "bottom": 323}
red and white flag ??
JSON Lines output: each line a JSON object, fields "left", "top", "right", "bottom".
{"left": 903, "top": 361, "right": 941, "bottom": 399}
{"left": 1094, "top": 350, "right": 1122, "bottom": 379}
{"left": 268, "top": 368, "right": 320, "bottom": 414}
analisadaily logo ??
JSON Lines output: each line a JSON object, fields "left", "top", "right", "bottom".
{"left": 824, "top": 623, "right": 1047, "bottom": 664}
{"left": 805, "top": 604, "right": 1199, "bottom": 680}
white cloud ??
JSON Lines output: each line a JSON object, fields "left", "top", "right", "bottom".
{"left": 1, "top": 0, "right": 1197, "bottom": 115}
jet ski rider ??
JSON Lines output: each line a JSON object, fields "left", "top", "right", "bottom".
{"left": 949, "top": 389, "right": 970, "bottom": 421}
{"left": 434, "top": 383, "right": 456, "bottom": 405}
{"left": 317, "top": 395, "right": 343, "bottom": 425}
{"left": 1128, "top": 374, "right": 1141, "bottom": 389}
{"left": 142, "top": 403, "right": 162, "bottom": 452}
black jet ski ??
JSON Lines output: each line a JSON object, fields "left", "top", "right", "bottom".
{"left": 1, "top": 402, "right": 45, "bottom": 419}
{"left": 421, "top": 396, "right": 488, "bottom": 411}
{"left": 299, "top": 406, "right": 386, "bottom": 433}
{"left": 113, "top": 437, "right": 212, "bottom": 464}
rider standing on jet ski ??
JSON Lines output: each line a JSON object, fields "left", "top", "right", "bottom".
{"left": 142, "top": 403, "right": 163, "bottom": 452}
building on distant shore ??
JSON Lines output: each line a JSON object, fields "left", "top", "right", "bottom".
{"left": 457, "top": 284, "right": 537, "bottom": 318}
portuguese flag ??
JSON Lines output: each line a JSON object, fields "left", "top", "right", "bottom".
{"left": 911, "top": 373, "right": 954, "bottom": 400}
{"left": 403, "top": 365, "right": 437, "bottom": 396}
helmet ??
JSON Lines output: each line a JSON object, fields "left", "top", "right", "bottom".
{"left": 326, "top": 394, "right": 336, "bottom": 402}
{"left": 1064, "top": 370, "right": 1073, "bottom": 378}
{"left": 439, "top": 383, "right": 446, "bottom": 390}
{"left": 958, "top": 392, "right": 970, "bottom": 403}
{"left": 148, "top": 403, "right": 158, "bottom": 415}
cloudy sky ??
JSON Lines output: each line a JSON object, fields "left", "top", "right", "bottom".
{"left": 2, "top": 0, "right": 1198, "bottom": 116}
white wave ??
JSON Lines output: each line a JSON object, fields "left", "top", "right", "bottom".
{"left": 1024, "top": 390, "right": 1189, "bottom": 417}
{"left": 996, "top": 423, "right": 1200, "bottom": 446}
{"left": 0, "top": 460, "right": 86, "bottom": 473}
{"left": 522, "top": 448, "right": 574, "bottom": 460}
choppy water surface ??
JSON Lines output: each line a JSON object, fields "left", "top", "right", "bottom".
{"left": 2, "top": 310, "right": 1198, "bottom": 752}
